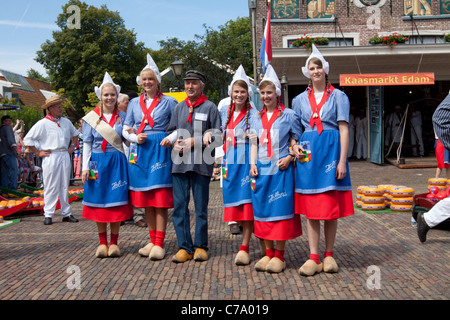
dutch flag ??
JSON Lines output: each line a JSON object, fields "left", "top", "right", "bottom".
{"left": 260, "top": 4, "right": 272, "bottom": 73}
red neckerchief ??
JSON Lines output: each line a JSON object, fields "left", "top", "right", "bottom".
{"left": 45, "top": 114, "right": 61, "bottom": 127}
{"left": 94, "top": 105, "right": 118, "bottom": 153}
{"left": 308, "top": 85, "right": 334, "bottom": 135}
{"left": 185, "top": 94, "right": 207, "bottom": 124}
{"left": 260, "top": 104, "right": 285, "bottom": 159}
{"left": 223, "top": 103, "right": 249, "bottom": 154}
{"left": 136, "top": 92, "right": 163, "bottom": 135}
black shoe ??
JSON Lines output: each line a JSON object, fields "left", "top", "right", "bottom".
{"left": 417, "top": 212, "right": 430, "bottom": 243}
{"left": 62, "top": 215, "right": 79, "bottom": 223}
{"left": 44, "top": 217, "right": 52, "bottom": 225}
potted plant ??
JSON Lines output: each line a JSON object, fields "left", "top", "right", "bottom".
{"left": 445, "top": 33, "right": 450, "bottom": 42}
{"left": 369, "top": 32, "right": 408, "bottom": 47}
{"left": 292, "top": 34, "right": 329, "bottom": 49}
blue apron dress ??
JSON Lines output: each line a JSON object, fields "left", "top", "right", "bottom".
{"left": 250, "top": 105, "right": 302, "bottom": 240}
{"left": 82, "top": 111, "right": 133, "bottom": 223}
{"left": 221, "top": 105, "right": 256, "bottom": 222}
{"left": 124, "top": 94, "right": 177, "bottom": 208}
{"left": 292, "top": 88, "right": 354, "bottom": 220}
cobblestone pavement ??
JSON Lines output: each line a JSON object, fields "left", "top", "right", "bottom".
{"left": 0, "top": 160, "right": 448, "bottom": 305}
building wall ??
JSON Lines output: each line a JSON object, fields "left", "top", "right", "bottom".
{"left": 255, "top": 0, "right": 450, "bottom": 50}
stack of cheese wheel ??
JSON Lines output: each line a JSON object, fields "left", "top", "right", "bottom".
{"left": 428, "top": 178, "right": 447, "bottom": 192}
{"left": 355, "top": 186, "right": 365, "bottom": 207}
{"left": 390, "top": 186, "right": 415, "bottom": 212}
{"left": 360, "top": 185, "right": 386, "bottom": 210}
{"left": 378, "top": 184, "right": 397, "bottom": 208}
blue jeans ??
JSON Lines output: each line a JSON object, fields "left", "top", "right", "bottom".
{"left": 0, "top": 154, "right": 18, "bottom": 190}
{"left": 172, "top": 172, "right": 210, "bottom": 254}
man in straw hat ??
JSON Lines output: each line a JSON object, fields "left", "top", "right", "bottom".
{"left": 24, "top": 96, "right": 80, "bottom": 225}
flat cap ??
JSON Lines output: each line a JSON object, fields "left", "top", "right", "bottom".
{"left": 183, "top": 70, "right": 206, "bottom": 83}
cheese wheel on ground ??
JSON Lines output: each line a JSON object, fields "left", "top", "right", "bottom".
{"left": 361, "top": 203, "right": 385, "bottom": 210}
{"left": 360, "top": 185, "right": 385, "bottom": 196}
{"left": 361, "top": 195, "right": 385, "bottom": 204}
{"left": 355, "top": 200, "right": 363, "bottom": 207}
{"left": 390, "top": 187, "right": 414, "bottom": 197}
{"left": 390, "top": 197, "right": 414, "bottom": 205}
{"left": 428, "top": 178, "right": 447, "bottom": 185}
{"left": 390, "top": 204, "right": 413, "bottom": 212}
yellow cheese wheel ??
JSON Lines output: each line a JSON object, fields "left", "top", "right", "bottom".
{"left": 390, "top": 197, "right": 414, "bottom": 205}
{"left": 361, "top": 195, "right": 385, "bottom": 204}
{"left": 428, "top": 178, "right": 447, "bottom": 185}
{"left": 361, "top": 203, "right": 386, "bottom": 210}
{"left": 356, "top": 193, "right": 363, "bottom": 200}
{"left": 355, "top": 200, "right": 363, "bottom": 207}
{"left": 360, "top": 185, "right": 385, "bottom": 196}
{"left": 357, "top": 186, "right": 368, "bottom": 193}
{"left": 390, "top": 204, "right": 413, "bottom": 212}
{"left": 390, "top": 187, "right": 414, "bottom": 197}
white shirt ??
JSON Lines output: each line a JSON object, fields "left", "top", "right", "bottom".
{"left": 24, "top": 117, "right": 79, "bottom": 151}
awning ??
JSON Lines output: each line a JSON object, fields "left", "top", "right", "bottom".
{"left": 270, "top": 44, "right": 450, "bottom": 85}
{"left": 0, "top": 104, "right": 22, "bottom": 111}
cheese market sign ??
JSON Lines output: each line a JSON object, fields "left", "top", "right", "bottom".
{"left": 340, "top": 73, "right": 435, "bottom": 86}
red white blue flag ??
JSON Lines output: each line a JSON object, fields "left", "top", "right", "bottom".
{"left": 260, "top": 4, "right": 272, "bottom": 73}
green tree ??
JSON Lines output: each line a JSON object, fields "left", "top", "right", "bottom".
{"left": 154, "top": 17, "right": 253, "bottom": 104}
{"left": 26, "top": 68, "right": 49, "bottom": 82}
{"left": 35, "top": 0, "right": 146, "bottom": 116}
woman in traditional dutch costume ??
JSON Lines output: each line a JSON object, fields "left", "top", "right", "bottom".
{"left": 249, "top": 65, "right": 302, "bottom": 273}
{"left": 221, "top": 65, "right": 257, "bottom": 266}
{"left": 81, "top": 72, "right": 133, "bottom": 258}
{"left": 123, "top": 54, "right": 177, "bottom": 261}
{"left": 292, "top": 45, "right": 354, "bottom": 276}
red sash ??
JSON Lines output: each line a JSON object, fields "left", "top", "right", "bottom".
{"left": 45, "top": 115, "right": 61, "bottom": 127}
{"left": 308, "top": 85, "right": 334, "bottom": 135}
{"left": 223, "top": 103, "right": 249, "bottom": 154}
{"left": 186, "top": 94, "right": 207, "bottom": 124}
{"left": 260, "top": 104, "right": 285, "bottom": 159}
{"left": 136, "top": 92, "right": 163, "bottom": 135}
{"left": 94, "top": 106, "right": 118, "bottom": 153}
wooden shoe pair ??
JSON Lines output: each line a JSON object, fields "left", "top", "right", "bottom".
{"left": 254, "top": 256, "right": 286, "bottom": 273}
{"left": 95, "top": 244, "right": 120, "bottom": 258}
{"left": 298, "top": 257, "right": 339, "bottom": 276}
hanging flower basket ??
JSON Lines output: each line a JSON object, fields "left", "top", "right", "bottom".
{"left": 292, "top": 34, "right": 329, "bottom": 49}
{"left": 369, "top": 32, "right": 408, "bottom": 48}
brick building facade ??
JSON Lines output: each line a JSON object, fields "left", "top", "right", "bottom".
{"left": 249, "top": 0, "right": 450, "bottom": 163}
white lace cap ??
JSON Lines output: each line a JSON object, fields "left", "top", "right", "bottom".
{"left": 94, "top": 72, "right": 121, "bottom": 100}
{"left": 136, "top": 53, "right": 161, "bottom": 85}
{"left": 301, "top": 44, "right": 330, "bottom": 79}
{"left": 261, "top": 64, "right": 281, "bottom": 96}
{"left": 228, "top": 65, "right": 253, "bottom": 97}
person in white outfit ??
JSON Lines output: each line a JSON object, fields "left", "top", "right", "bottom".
{"left": 409, "top": 105, "right": 424, "bottom": 157}
{"left": 347, "top": 106, "right": 355, "bottom": 158}
{"left": 23, "top": 96, "right": 80, "bottom": 225}
{"left": 417, "top": 93, "right": 450, "bottom": 242}
{"left": 355, "top": 108, "right": 367, "bottom": 159}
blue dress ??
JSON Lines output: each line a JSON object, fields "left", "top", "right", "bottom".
{"left": 250, "top": 105, "right": 302, "bottom": 240}
{"left": 124, "top": 94, "right": 177, "bottom": 207}
{"left": 82, "top": 110, "right": 132, "bottom": 223}
{"left": 220, "top": 105, "right": 257, "bottom": 221}
{"left": 292, "top": 88, "right": 354, "bottom": 220}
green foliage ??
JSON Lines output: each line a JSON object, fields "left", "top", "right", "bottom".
{"left": 26, "top": 68, "right": 49, "bottom": 82}
{"left": 445, "top": 34, "right": 450, "bottom": 42}
{"left": 35, "top": 0, "right": 146, "bottom": 117}
{"left": 2, "top": 97, "right": 44, "bottom": 133}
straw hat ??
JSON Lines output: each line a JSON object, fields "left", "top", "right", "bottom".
{"left": 41, "top": 96, "right": 67, "bottom": 110}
